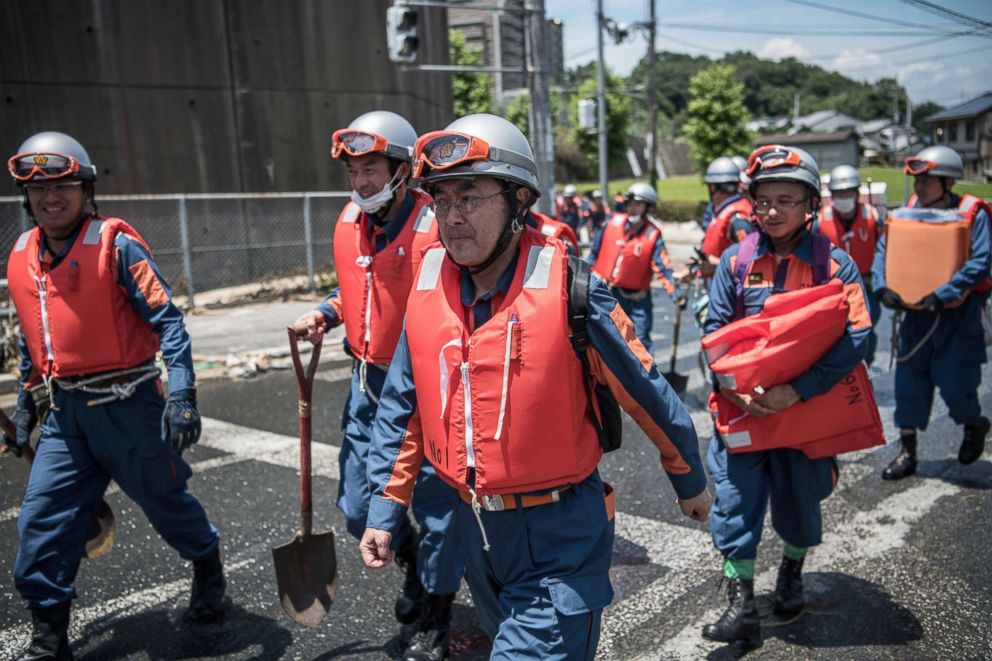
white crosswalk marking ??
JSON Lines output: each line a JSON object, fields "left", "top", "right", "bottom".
{"left": 0, "top": 559, "right": 254, "bottom": 655}
{"left": 199, "top": 416, "right": 340, "bottom": 476}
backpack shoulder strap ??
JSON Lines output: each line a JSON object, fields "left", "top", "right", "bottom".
{"left": 732, "top": 231, "right": 762, "bottom": 319}
{"left": 566, "top": 254, "right": 591, "bottom": 353}
{"left": 810, "top": 231, "right": 832, "bottom": 285}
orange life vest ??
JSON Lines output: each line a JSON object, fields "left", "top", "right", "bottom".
{"left": 702, "top": 280, "right": 850, "bottom": 394}
{"left": 701, "top": 197, "right": 754, "bottom": 258}
{"left": 333, "top": 190, "right": 438, "bottom": 364}
{"left": 531, "top": 212, "right": 580, "bottom": 254}
{"left": 591, "top": 213, "right": 662, "bottom": 290}
{"left": 818, "top": 202, "right": 878, "bottom": 275}
{"left": 709, "top": 363, "right": 884, "bottom": 459}
{"left": 404, "top": 228, "right": 601, "bottom": 496}
{"left": 905, "top": 193, "right": 992, "bottom": 294}
{"left": 6, "top": 216, "right": 160, "bottom": 379}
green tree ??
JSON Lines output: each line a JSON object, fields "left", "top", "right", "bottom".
{"left": 912, "top": 101, "right": 945, "bottom": 135}
{"left": 449, "top": 31, "right": 492, "bottom": 116}
{"left": 683, "top": 64, "right": 752, "bottom": 174}
{"left": 568, "top": 71, "right": 632, "bottom": 173}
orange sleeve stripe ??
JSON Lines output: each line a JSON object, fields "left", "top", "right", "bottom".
{"left": 382, "top": 409, "right": 425, "bottom": 507}
{"left": 128, "top": 259, "right": 169, "bottom": 308}
{"left": 843, "top": 282, "right": 873, "bottom": 329}
{"left": 328, "top": 294, "right": 344, "bottom": 320}
{"left": 587, "top": 348, "right": 692, "bottom": 475}
{"left": 608, "top": 302, "right": 654, "bottom": 373}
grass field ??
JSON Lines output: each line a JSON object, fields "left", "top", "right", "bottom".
{"left": 571, "top": 167, "right": 992, "bottom": 204}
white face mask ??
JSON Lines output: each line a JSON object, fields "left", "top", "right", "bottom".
{"left": 832, "top": 197, "right": 857, "bottom": 215}
{"left": 351, "top": 167, "right": 405, "bottom": 215}
{"left": 628, "top": 214, "right": 642, "bottom": 223}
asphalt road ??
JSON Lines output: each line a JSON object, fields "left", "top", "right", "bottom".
{"left": 2, "top": 290, "right": 990, "bottom": 660}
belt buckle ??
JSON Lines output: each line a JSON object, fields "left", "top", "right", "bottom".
{"left": 481, "top": 494, "right": 505, "bottom": 511}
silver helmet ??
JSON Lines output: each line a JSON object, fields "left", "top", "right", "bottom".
{"left": 625, "top": 181, "right": 658, "bottom": 206}
{"left": 747, "top": 144, "right": 821, "bottom": 197}
{"left": 331, "top": 110, "right": 417, "bottom": 162}
{"left": 9, "top": 131, "right": 97, "bottom": 183}
{"left": 905, "top": 145, "right": 964, "bottom": 180}
{"left": 731, "top": 155, "right": 748, "bottom": 172}
{"left": 413, "top": 113, "right": 540, "bottom": 195}
{"left": 828, "top": 164, "right": 861, "bottom": 192}
{"left": 704, "top": 156, "right": 742, "bottom": 185}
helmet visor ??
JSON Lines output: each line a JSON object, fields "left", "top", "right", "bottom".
{"left": 331, "top": 129, "right": 391, "bottom": 159}
{"left": 746, "top": 146, "right": 802, "bottom": 177}
{"left": 8, "top": 152, "right": 80, "bottom": 181}
{"left": 413, "top": 131, "right": 491, "bottom": 179}
{"left": 904, "top": 157, "right": 936, "bottom": 176}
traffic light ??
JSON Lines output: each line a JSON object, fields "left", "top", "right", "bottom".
{"left": 577, "top": 98, "right": 597, "bottom": 131}
{"left": 386, "top": 5, "right": 418, "bottom": 63}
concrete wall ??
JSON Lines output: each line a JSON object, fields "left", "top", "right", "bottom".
{"left": 0, "top": 0, "right": 453, "bottom": 194}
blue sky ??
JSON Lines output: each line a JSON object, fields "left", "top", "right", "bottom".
{"left": 546, "top": 0, "right": 992, "bottom": 109}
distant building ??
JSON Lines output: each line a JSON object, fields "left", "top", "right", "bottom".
{"left": 754, "top": 128, "right": 859, "bottom": 172}
{"left": 925, "top": 91, "right": 992, "bottom": 181}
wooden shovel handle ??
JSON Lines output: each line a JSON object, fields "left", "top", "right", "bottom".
{"left": 287, "top": 329, "right": 323, "bottom": 537}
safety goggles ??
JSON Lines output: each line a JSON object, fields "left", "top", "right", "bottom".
{"left": 904, "top": 157, "right": 936, "bottom": 176}
{"left": 413, "top": 131, "right": 492, "bottom": 179}
{"left": 8, "top": 152, "right": 81, "bottom": 181}
{"left": 330, "top": 129, "right": 391, "bottom": 160}
{"left": 745, "top": 146, "right": 802, "bottom": 176}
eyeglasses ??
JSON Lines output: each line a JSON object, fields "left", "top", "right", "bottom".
{"left": 430, "top": 189, "right": 507, "bottom": 218}
{"left": 745, "top": 146, "right": 803, "bottom": 176}
{"left": 8, "top": 152, "right": 81, "bottom": 181}
{"left": 904, "top": 157, "right": 936, "bottom": 176}
{"left": 22, "top": 180, "right": 84, "bottom": 195}
{"left": 752, "top": 197, "right": 810, "bottom": 215}
{"left": 413, "top": 131, "right": 494, "bottom": 180}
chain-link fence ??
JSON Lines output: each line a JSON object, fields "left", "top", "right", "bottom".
{"left": 0, "top": 191, "right": 352, "bottom": 307}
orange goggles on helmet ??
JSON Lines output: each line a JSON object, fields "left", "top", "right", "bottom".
{"left": 745, "top": 146, "right": 802, "bottom": 176}
{"left": 330, "top": 129, "right": 390, "bottom": 159}
{"left": 412, "top": 131, "right": 492, "bottom": 179}
{"left": 8, "top": 152, "right": 81, "bottom": 181}
{"left": 904, "top": 157, "right": 936, "bottom": 176}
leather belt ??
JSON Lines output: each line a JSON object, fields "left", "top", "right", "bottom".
{"left": 458, "top": 485, "right": 572, "bottom": 512}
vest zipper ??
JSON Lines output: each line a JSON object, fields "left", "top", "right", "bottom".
{"left": 34, "top": 275, "right": 55, "bottom": 362}
{"left": 461, "top": 361, "right": 475, "bottom": 468}
{"left": 363, "top": 270, "right": 373, "bottom": 345}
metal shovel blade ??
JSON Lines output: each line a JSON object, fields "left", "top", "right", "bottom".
{"left": 664, "top": 304, "right": 689, "bottom": 396}
{"left": 84, "top": 499, "right": 116, "bottom": 559}
{"left": 663, "top": 370, "right": 689, "bottom": 396}
{"left": 272, "top": 529, "right": 338, "bottom": 628}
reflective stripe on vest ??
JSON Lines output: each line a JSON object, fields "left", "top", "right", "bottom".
{"left": 6, "top": 216, "right": 160, "bottom": 378}
{"left": 333, "top": 189, "right": 439, "bottom": 364}
{"left": 405, "top": 228, "right": 601, "bottom": 495}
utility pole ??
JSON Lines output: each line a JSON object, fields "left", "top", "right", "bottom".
{"left": 647, "top": 0, "right": 658, "bottom": 191}
{"left": 596, "top": 0, "right": 608, "bottom": 203}
{"left": 525, "top": 0, "right": 555, "bottom": 214}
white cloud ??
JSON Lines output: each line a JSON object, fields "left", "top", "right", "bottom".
{"left": 757, "top": 38, "right": 809, "bottom": 62}
{"left": 831, "top": 49, "right": 885, "bottom": 75}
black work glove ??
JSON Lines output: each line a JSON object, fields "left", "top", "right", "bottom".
{"left": 919, "top": 292, "right": 944, "bottom": 314}
{"left": 4, "top": 389, "right": 38, "bottom": 457}
{"left": 162, "top": 389, "right": 201, "bottom": 454}
{"left": 878, "top": 288, "right": 906, "bottom": 310}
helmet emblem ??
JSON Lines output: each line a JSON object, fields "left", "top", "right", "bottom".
{"left": 438, "top": 140, "right": 456, "bottom": 160}
{"left": 33, "top": 154, "right": 48, "bottom": 166}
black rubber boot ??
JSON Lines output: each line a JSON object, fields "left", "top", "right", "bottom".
{"left": 22, "top": 602, "right": 73, "bottom": 661}
{"left": 394, "top": 535, "right": 426, "bottom": 625}
{"left": 773, "top": 555, "right": 805, "bottom": 619}
{"left": 701, "top": 578, "right": 761, "bottom": 647}
{"left": 882, "top": 431, "right": 917, "bottom": 480}
{"left": 403, "top": 593, "right": 454, "bottom": 661}
{"left": 183, "top": 549, "right": 227, "bottom": 626}
{"left": 959, "top": 417, "right": 990, "bottom": 465}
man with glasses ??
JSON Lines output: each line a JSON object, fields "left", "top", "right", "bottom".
{"left": 359, "top": 113, "right": 710, "bottom": 660}
{"left": 588, "top": 181, "right": 682, "bottom": 353}
{"left": 289, "top": 110, "right": 462, "bottom": 661}
{"left": 701, "top": 145, "right": 871, "bottom": 647}
{"left": 815, "top": 164, "right": 883, "bottom": 366}
{"left": 5, "top": 131, "right": 224, "bottom": 659}
{"left": 872, "top": 145, "right": 991, "bottom": 480}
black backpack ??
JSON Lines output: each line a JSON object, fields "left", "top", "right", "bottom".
{"left": 566, "top": 255, "right": 623, "bottom": 453}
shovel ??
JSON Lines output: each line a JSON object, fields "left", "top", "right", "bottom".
{"left": 663, "top": 300, "right": 689, "bottom": 396}
{"left": 0, "top": 407, "right": 115, "bottom": 559}
{"left": 272, "top": 329, "right": 337, "bottom": 627}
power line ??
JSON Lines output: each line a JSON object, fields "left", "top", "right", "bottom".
{"left": 783, "top": 0, "right": 971, "bottom": 32}
{"left": 899, "top": 0, "right": 992, "bottom": 31}
{"left": 661, "top": 21, "right": 984, "bottom": 38}
{"left": 834, "top": 43, "right": 992, "bottom": 72}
